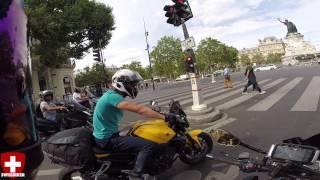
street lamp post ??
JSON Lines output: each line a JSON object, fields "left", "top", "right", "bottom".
{"left": 144, "top": 20, "right": 155, "bottom": 91}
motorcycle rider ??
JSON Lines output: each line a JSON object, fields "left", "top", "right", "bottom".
{"left": 40, "top": 90, "right": 67, "bottom": 125}
{"left": 93, "top": 69, "right": 168, "bottom": 179}
{"left": 73, "top": 87, "right": 91, "bottom": 108}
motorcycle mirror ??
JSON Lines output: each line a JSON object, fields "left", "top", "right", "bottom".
{"left": 210, "top": 129, "right": 240, "bottom": 146}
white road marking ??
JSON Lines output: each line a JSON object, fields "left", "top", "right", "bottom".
{"left": 291, "top": 76, "right": 320, "bottom": 111}
{"left": 248, "top": 77, "right": 302, "bottom": 111}
{"left": 217, "top": 78, "right": 286, "bottom": 110}
{"left": 204, "top": 79, "right": 271, "bottom": 105}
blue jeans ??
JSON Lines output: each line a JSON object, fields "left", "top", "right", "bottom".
{"left": 95, "top": 133, "right": 155, "bottom": 175}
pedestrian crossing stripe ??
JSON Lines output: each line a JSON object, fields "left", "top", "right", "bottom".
{"left": 135, "top": 77, "right": 320, "bottom": 112}
{"left": 204, "top": 79, "right": 271, "bottom": 106}
{"left": 218, "top": 78, "right": 286, "bottom": 110}
{"left": 248, "top": 78, "right": 301, "bottom": 111}
{"left": 157, "top": 79, "right": 271, "bottom": 107}
{"left": 156, "top": 81, "right": 244, "bottom": 106}
{"left": 290, "top": 76, "right": 320, "bottom": 111}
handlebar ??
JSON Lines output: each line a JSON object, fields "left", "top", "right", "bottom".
{"left": 206, "top": 154, "right": 320, "bottom": 179}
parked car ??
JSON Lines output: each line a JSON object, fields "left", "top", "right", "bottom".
{"left": 175, "top": 74, "right": 189, "bottom": 81}
{"left": 254, "top": 64, "right": 278, "bottom": 71}
{"left": 213, "top": 70, "right": 224, "bottom": 76}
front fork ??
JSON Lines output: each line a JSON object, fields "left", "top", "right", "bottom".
{"left": 186, "top": 129, "right": 203, "bottom": 150}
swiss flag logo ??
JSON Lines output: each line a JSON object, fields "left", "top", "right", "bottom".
{"left": 1, "top": 152, "right": 25, "bottom": 179}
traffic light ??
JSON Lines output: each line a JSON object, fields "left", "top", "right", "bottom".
{"left": 163, "top": 0, "right": 193, "bottom": 26}
{"left": 173, "top": 0, "right": 193, "bottom": 22}
{"left": 186, "top": 56, "right": 195, "bottom": 73}
{"left": 93, "top": 48, "right": 101, "bottom": 62}
{"left": 163, "top": 5, "right": 178, "bottom": 25}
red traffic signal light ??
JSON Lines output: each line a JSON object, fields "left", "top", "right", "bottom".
{"left": 185, "top": 56, "right": 195, "bottom": 73}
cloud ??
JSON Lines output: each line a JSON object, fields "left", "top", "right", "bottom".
{"left": 75, "top": 0, "right": 320, "bottom": 70}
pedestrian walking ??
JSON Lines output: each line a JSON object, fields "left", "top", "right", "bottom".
{"left": 223, "top": 66, "right": 233, "bottom": 88}
{"left": 242, "top": 63, "right": 266, "bottom": 95}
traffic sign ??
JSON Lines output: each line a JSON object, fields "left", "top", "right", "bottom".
{"left": 181, "top": 37, "right": 195, "bottom": 51}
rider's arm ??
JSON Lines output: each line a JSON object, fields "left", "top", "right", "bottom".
{"left": 41, "top": 102, "right": 64, "bottom": 112}
{"left": 117, "top": 101, "right": 165, "bottom": 120}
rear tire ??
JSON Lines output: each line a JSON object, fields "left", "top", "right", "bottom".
{"left": 179, "top": 132, "right": 213, "bottom": 165}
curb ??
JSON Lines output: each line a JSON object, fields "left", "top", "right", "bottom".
{"left": 189, "top": 112, "right": 228, "bottom": 130}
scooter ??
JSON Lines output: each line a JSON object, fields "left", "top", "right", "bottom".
{"left": 48, "top": 100, "right": 213, "bottom": 180}
{"left": 207, "top": 129, "right": 320, "bottom": 180}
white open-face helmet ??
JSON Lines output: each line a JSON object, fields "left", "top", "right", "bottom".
{"left": 112, "top": 69, "right": 143, "bottom": 99}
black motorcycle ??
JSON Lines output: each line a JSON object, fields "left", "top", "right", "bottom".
{"left": 36, "top": 101, "right": 93, "bottom": 140}
{"left": 207, "top": 129, "right": 320, "bottom": 180}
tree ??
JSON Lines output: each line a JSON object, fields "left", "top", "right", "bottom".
{"left": 75, "top": 63, "right": 111, "bottom": 87}
{"left": 252, "top": 53, "right": 265, "bottom": 65}
{"left": 266, "top": 53, "right": 283, "bottom": 64}
{"left": 121, "top": 61, "right": 150, "bottom": 79}
{"left": 196, "top": 37, "right": 222, "bottom": 73}
{"left": 224, "top": 46, "right": 239, "bottom": 68}
{"left": 240, "top": 54, "right": 251, "bottom": 65}
{"left": 25, "top": 0, "right": 115, "bottom": 67}
{"left": 196, "top": 37, "right": 238, "bottom": 73}
{"left": 150, "top": 36, "right": 185, "bottom": 79}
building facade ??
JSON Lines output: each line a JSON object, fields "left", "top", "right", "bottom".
{"left": 258, "top": 36, "right": 285, "bottom": 56}
{"left": 32, "top": 63, "right": 76, "bottom": 105}
{"left": 239, "top": 36, "right": 285, "bottom": 64}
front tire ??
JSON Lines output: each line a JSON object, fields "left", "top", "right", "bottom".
{"left": 179, "top": 132, "right": 213, "bottom": 165}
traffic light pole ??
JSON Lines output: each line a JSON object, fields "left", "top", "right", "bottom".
{"left": 182, "top": 23, "right": 207, "bottom": 111}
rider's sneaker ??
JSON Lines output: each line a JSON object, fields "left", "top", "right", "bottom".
{"left": 242, "top": 92, "right": 248, "bottom": 95}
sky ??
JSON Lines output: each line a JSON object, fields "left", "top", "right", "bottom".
{"left": 75, "top": 0, "right": 320, "bottom": 70}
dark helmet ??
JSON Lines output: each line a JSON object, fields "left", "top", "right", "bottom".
{"left": 112, "top": 69, "right": 143, "bottom": 99}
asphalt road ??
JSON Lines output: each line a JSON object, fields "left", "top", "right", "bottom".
{"left": 36, "top": 65, "right": 320, "bottom": 180}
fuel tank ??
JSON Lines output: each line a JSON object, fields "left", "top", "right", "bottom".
{"left": 130, "top": 119, "right": 176, "bottom": 144}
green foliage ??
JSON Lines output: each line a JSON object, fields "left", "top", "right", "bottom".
{"left": 251, "top": 53, "right": 265, "bottom": 65}
{"left": 150, "top": 36, "right": 185, "bottom": 79}
{"left": 75, "top": 63, "right": 111, "bottom": 87}
{"left": 121, "top": 61, "right": 150, "bottom": 79}
{"left": 25, "top": 0, "right": 115, "bottom": 67}
{"left": 266, "top": 53, "right": 283, "bottom": 64}
{"left": 240, "top": 54, "right": 251, "bottom": 65}
{"left": 196, "top": 37, "right": 239, "bottom": 73}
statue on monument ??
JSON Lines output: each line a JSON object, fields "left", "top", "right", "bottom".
{"left": 278, "top": 18, "right": 298, "bottom": 35}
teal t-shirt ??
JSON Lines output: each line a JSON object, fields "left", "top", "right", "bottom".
{"left": 93, "top": 90, "right": 124, "bottom": 140}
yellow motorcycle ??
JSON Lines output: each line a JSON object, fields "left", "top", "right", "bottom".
{"left": 58, "top": 100, "right": 213, "bottom": 180}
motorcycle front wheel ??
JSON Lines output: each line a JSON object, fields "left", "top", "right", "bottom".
{"left": 179, "top": 132, "right": 213, "bottom": 165}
